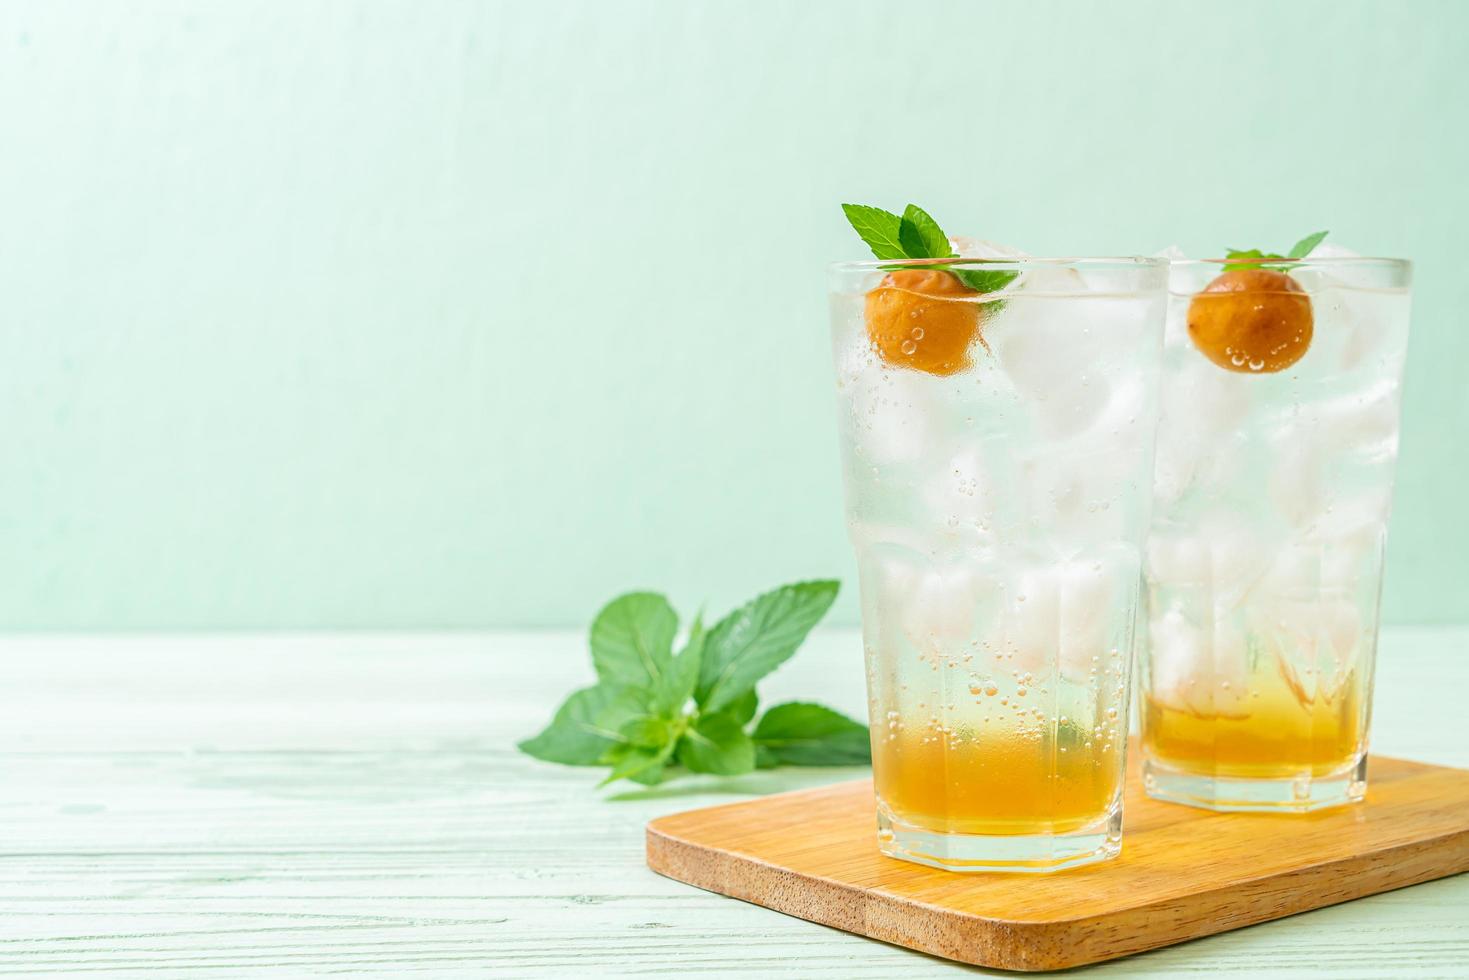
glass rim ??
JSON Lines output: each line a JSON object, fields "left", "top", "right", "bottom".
{"left": 830, "top": 256, "right": 1168, "bottom": 273}
{"left": 1170, "top": 256, "right": 1411, "bottom": 269}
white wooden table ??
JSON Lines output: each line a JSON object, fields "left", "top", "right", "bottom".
{"left": 2, "top": 628, "right": 1466, "bottom": 977}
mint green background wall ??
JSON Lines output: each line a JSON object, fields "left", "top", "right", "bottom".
{"left": 1, "top": 0, "right": 1465, "bottom": 629}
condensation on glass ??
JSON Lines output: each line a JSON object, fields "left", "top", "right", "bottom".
{"left": 1141, "top": 257, "right": 1412, "bottom": 812}
{"left": 828, "top": 257, "right": 1168, "bottom": 872}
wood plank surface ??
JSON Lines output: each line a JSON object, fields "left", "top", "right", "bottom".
{"left": 647, "top": 755, "right": 1469, "bottom": 970}
{"left": 0, "top": 629, "right": 1466, "bottom": 977}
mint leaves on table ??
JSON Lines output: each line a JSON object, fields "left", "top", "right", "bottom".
{"left": 841, "top": 202, "right": 1018, "bottom": 294}
{"left": 752, "top": 702, "right": 871, "bottom": 768}
{"left": 518, "top": 580, "right": 870, "bottom": 787}
{"left": 1222, "top": 230, "right": 1329, "bottom": 272}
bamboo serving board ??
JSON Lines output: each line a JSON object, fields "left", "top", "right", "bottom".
{"left": 646, "top": 753, "right": 1469, "bottom": 971}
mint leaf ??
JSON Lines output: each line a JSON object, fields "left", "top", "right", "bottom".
{"left": 518, "top": 684, "right": 647, "bottom": 766}
{"left": 696, "top": 580, "right": 840, "bottom": 713}
{"left": 1222, "top": 248, "right": 1285, "bottom": 272}
{"left": 695, "top": 688, "right": 759, "bottom": 762}
{"left": 619, "top": 715, "right": 674, "bottom": 748}
{"left": 951, "top": 267, "right": 1018, "bottom": 294}
{"left": 627, "top": 760, "right": 671, "bottom": 786}
{"left": 523, "top": 579, "right": 849, "bottom": 789}
{"left": 752, "top": 702, "right": 871, "bottom": 766}
{"left": 1223, "top": 232, "right": 1329, "bottom": 271}
{"left": 676, "top": 712, "right": 755, "bottom": 776}
{"left": 898, "top": 204, "right": 953, "bottom": 260}
{"left": 1288, "top": 230, "right": 1329, "bottom": 259}
{"left": 847, "top": 202, "right": 1014, "bottom": 297}
{"left": 601, "top": 740, "right": 676, "bottom": 786}
{"left": 715, "top": 688, "right": 759, "bottom": 726}
{"left": 590, "top": 592, "right": 677, "bottom": 689}
{"left": 841, "top": 204, "right": 906, "bottom": 260}
{"left": 652, "top": 613, "right": 704, "bottom": 715}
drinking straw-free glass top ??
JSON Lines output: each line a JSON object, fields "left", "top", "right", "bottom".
{"left": 828, "top": 257, "right": 1168, "bottom": 872}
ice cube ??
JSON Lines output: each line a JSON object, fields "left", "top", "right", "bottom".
{"left": 842, "top": 358, "right": 938, "bottom": 465}
{"left": 1072, "top": 372, "right": 1150, "bottom": 470}
{"left": 1250, "top": 594, "right": 1364, "bottom": 699}
{"left": 1201, "top": 513, "right": 1271, "bottom": 608}
{"left": 1147, "top": 607, "right": 1199, "bottom": 709}
{"left": 920, "top": 449, "right": 999, "bottom": 536}
{"left": 900, "top": 563, "right": 983, "bottom": 660}
{"left": 1255, "top": 539, "right": 1321, "bottom": 598}
{"left": 1147, "top": 532, "right": 1208, "bottom": 588}
{"left": 1314, "top": 376, "right": 1402, "bottom": 462}
{"left": 1320, "top": 520, "right": 1386, "bottom": 591}
{"left": 1150, "top": 435, "right": 1198, "bottom": 507}
{"left": 1148, "top": 516, "right": 1270, "bottom": 614}
{"left": 1247, "top": 531, "right": 1371, "bottom": 697}
{"left": 1148, "top": 516, "right": 1268, "bottom": 611}
{"left": 1153, "top": 360, "right": 1251, "bottom": 504}
{"left": 859, "top": 546, "right": 1000, "bottom": 668}
{"left": 1257, "top": 378, "right": 1397, "bottom": 531}
{"left": 951, "top": 236, "right": 1095, "bottom": 299}
{"left": 990, "top": 298, "right": 1114, "bottom": 439}
{"left": 948, "top": 237, "right": 1029, "bottom": 260}
{"left": 1250, "top": 498, "right": 1389, "bottom": 598}
{"left": 1293, "top": 243, "right": 1404, "bottom": 371}
{"left": 946, "top": 237, "right": 1032, "bottom": 304}
{"left": 1021, "top": 449, "right": 1136, "bottom": 553}
{"left": 1027, "top": 266, "right": 1089, "bottom": 296}
{"left": 1090, "top": 373, "right": 1149, "bottom": 441}
{"left": 993, "top": 554, "right": 1133, "bottom": 682}
{"left": 1058, "top": 556, "right": 1124, "bottom": 680}
{"left": 1016, "top": 443, "right": 1089, "bottom": 538}
{"left": 1301, "top": 242, "right": 1376, "bottom": 288}
{"left": 1072, "top": 374, "right": 1154, "bottom": 504}
{"left": 1267, "top": 430, "right": 1325, "bottom": 527}
{"left": 995, "top": 565, "right": 1059, "bottom": 678}
{"left": 1309, "top": 242, "right": 1360, "bottom": 260}
{"left": 1179, "top": 358, "right": 1251, "bottom": 435}
{"left": 1335, "top": 287, "right": 1409, "bottom": 374}
{"left": 1147, "top": 606, "right": 1250, "bottom": 717}
{"left": 1307, "top": 489, "right": 1393, "bottom": 543}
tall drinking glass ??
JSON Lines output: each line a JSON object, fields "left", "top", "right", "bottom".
{"left": 1141, "top": 257, "right": 1412, "bottom": 811}
{"left": 828, "top": 257, "right": 1168, "bottom": 872}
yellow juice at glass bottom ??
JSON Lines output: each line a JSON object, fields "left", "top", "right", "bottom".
{"left": 874, "top": 724, "right": 1124, "bottom": 836}
{"left": 1143, "top": 668, "right": 1364, "bottom": 780}
{"left": 860, "top": 608, "right": 1134, "bottom": 870}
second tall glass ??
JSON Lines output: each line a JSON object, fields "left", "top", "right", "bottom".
{"left": 829, "top": 257, "right": 1168, "bottom": 872}
{"left": 1141, "top": 257, "right": 1412, "bottom": 812}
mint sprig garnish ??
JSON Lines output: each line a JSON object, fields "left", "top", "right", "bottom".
{"left": 1223, "top": 230, "right": 1329, "bottom": 272}
{"left": 839, "top": 205, "right": 907, "bottom": 260}
{"left": 519, "top": 579, "right": 870, "bottom": 787}
{"left": 1287, "top": 230, "right": 1330, "bottom": 259}
{"left": 896, "top": 203, "right": 950, "bottom": 261}
{"left": 842, "top": 202, "right": 1018, "bottom": 295}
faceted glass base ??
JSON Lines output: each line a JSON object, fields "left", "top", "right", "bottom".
{"left": 876, "top": 802, "right": 1122, "bottom": 873}
{"left": 1142, "top": 754, "right": 1368, "bottom": 813}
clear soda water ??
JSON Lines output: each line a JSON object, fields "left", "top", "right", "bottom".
{"left": 828, "top": 258, "right": 1167, "bottom": 871}
{"left": 1140, "top": 256, "right": 1412, "bottom": 811}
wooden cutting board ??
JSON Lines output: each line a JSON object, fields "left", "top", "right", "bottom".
{"left": 646, "top": 753, "right": 1469, "bottom": 971}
